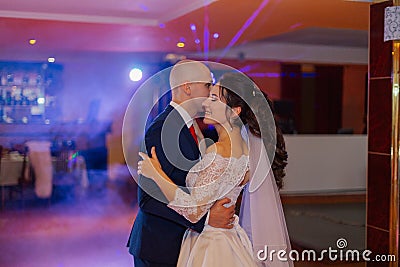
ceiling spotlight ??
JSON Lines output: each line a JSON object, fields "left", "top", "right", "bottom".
{"left": 213, "top": 33, "right": 219, "bottom": 39}
{"left": 190, "top": 24, "right": 196, "bottom": 31}
{"left": 129, "top": 68, "right": 143, "bottom": 82}
{"left": 195, "top": 39, "right": 200, "bottom": 44}
{"left": 29, "top": 39, "right": 36, "bottom": 45}
{"left": 177, "top": 42, "right": 185, "bottom": 48}
{"left": 164, "top": 53, "right": 187, "bottom": 64}
{"left": 48, "top": 57, "right": 55, "bottom": 63}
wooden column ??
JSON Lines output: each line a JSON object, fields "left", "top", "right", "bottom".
{"left": 367, "top": 1, "right": 395, "bottom": 266}
{"left": 389, "top": 1, "right": 400, "bottom": 264}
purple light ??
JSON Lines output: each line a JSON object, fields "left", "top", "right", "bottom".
{"left": 239, "top": 65, "right": 252, "bottom": 72}
{"left": 190, "top": 24, "right": 196, "bottom": 31}
{"left": 195, "top": 39, "right": 200, "bottom": 44}
{"left": 248, "top": 72, "right": 281, "bottom": 78}
{"left": 180, "top": 37, "right": 185, "bottom": 42}
{"left": 217, "top": 0, "right": 270, "bottom": 61}
{"left": 159, "top": 23, "right": 165, "bottom": 28}
{"left": 138, "top": 4, "right": 149, "bottom": 12}
{"left": 203, "top": 9, "right": 210, "bottom": 60}
{"left": 290, "top": 23, "right": 303, "bottom": 29}
{"left": 213, "top": 33, "right": 219, "bottom": 39}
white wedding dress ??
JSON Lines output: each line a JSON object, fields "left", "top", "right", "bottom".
{"left": 167, "top": 151, "right": 258, "bottom": 267}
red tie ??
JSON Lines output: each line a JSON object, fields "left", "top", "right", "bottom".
{"left": 189, "top": 125, "right": 198, "bottom": 145}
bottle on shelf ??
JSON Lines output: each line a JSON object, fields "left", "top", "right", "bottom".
{"left": 0, "top": 89, "right": 4, "bottom": 105}
{"left": 5, "top": 91, "right": 11, "bottom": 105}
{"left": 0, "top": 62, "right": 61, "bottom": 124}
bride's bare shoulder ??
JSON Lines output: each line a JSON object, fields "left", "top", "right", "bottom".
{"left": 205, "top": 143, "right": 217, "bottom": 154}
{"left": 205, "top": 142, "right": 227, "bottom": 155}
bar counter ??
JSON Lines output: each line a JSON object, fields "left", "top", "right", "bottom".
{"left": 0, "top": 121, "right": 111, "bottom": 150}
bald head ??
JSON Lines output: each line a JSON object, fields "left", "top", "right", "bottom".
{"left": 169, "top": 60, "right": 212, "bottom": 90}
{"left": 169, "top": 60, "right": 212, "bottom": 117}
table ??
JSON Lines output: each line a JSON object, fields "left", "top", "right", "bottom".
{"left": 0, "top": 153, "right": 88, "bottom": 201}
{"left": 0, "top": 156, "right": 25, "bottom": 207}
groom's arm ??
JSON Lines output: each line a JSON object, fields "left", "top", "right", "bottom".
{"left": 137, "top": 123, "right": 206, "bottom": 233}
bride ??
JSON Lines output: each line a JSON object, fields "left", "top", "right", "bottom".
{"left": 138, "top": 72, "right": 293, "bottom": 267}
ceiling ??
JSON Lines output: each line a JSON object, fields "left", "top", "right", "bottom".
{"left": 0, "top": 0, "right": 370, "bottom": 63}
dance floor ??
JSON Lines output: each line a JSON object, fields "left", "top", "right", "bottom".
{"left": 284, "top": 202, "right": 366, "bottom": 251}
{"left": 0, "top": 175, "right": 366, "bottom": 267}
{"left": 0, "top": 174, "right": 137, "bottom": 267}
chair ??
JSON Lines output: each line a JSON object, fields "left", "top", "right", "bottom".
{"left": 0, "top": 145, "right": 27, "bottom": 209}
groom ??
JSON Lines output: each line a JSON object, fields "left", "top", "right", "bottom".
{"left": 127, "top": 60, "right": 236, "bottom": 267}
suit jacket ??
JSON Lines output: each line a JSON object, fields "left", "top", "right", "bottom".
{"left": 127, "top": 104, "right": 207, "bottom": 264}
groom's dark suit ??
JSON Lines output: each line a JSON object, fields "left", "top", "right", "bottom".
{"left": 127, "top": 104, "right": 207, "bottom": 266}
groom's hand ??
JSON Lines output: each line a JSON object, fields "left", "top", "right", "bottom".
{"left": 208, "top": 198, "right": 235, "bottom": 229}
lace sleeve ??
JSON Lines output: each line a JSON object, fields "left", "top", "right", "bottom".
{"left": 167, "top": 153, "right": 247, "bottom": 223}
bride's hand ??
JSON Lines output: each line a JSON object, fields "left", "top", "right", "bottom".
{"left": 138, "top": 147, "right": 162, "bottom": 179}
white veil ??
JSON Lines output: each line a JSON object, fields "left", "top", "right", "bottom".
{"left": 239, "top": 131, "right": 293, "bottom": 267}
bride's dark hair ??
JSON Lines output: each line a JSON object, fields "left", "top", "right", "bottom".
{"left": 218, "top": 72, "right": 288, "bottom": 189}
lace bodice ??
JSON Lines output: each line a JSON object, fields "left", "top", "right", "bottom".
{"left": 168, "top": 152, "right": 249, "bottom": 223}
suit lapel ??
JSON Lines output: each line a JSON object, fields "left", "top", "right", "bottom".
{"left": 166, "top": 105, "right": 200, "bottom": 159}
{"left": 181, "top": 121, "right": 200, "bottom": 158}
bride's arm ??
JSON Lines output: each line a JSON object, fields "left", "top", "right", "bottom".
{"left": 138, "top": 147, "right": 178, "bottom": 202}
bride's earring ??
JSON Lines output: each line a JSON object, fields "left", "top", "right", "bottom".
{"left": 228, "top": 121, "right": 233, "bottom": 132}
